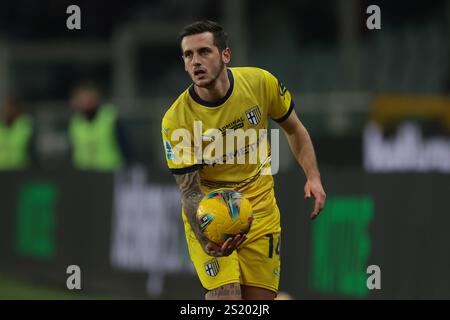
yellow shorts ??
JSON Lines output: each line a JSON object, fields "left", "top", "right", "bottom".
{"left": 183, "top": 205, "right": 282, "bottom": 293}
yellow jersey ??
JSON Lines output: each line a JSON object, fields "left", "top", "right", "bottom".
{"left": 161, "top": 67, "right": 294, "bottom": 219}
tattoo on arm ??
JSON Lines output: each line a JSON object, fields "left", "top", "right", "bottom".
{"left": 174, "top": 171, "right": 208, "bottom": 244}
{"left": 205, "top": 283, "right": 242, "bottom": 300}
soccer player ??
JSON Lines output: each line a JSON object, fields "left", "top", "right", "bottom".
{"left": 161, "top": 20, "right": 326, "bottom": 300}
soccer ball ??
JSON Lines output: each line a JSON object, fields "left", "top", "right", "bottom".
{"left": 196, "top": 189, "right": 254, "bottom": 246}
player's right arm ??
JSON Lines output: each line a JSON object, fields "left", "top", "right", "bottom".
{"left": 173, "top": 170, "right": 208, "bottom": 246}
{"left": 172, "top": 170, "right": 246, "bottom": 257}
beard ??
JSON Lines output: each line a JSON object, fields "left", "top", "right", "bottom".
{"left": 193, "top": 60, "right": 226, "bottom": 89}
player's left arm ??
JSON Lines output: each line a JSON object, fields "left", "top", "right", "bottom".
{"left": 278, "top": 109, "right": 326, "bottom": 220}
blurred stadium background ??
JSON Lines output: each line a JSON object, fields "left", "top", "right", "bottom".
{"left": 0, "top": 0, "right": 449, "bottom": 299}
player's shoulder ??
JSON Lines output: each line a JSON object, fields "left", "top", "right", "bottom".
{"left": 230, "top": 66, "right": 269, "bottom": 78}
{"left": 230, "top": 66, "right": 276, "bottom": 84}
{"left": 162, "top": 88, "right": 191, "bottom": 125}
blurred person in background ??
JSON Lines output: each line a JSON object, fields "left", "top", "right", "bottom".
{"left": 68, "top": 82, "right": 131, "bottom": 171}
{"left": 0, "top": 96, "right": 36, "bottom": 170}
{"left": 162, "top": 20, "right": 326, "bottom": 300}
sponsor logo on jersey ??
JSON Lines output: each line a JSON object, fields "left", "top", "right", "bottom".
{"left": 218, "top": 117, "right": 245, "bottom": 136}
{"left": 204, "top": 258, "right": 220, "bottom": 277}
{"left": 245, "top": 106, "right": 262, "bottom": 125}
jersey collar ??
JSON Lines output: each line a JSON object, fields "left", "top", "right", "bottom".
{"left": 189, "top": 68, "right": 234, "bottom": 108}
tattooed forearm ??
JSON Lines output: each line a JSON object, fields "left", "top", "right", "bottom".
{"left": 174, "top": 171, "right": 207, "bottom": 244}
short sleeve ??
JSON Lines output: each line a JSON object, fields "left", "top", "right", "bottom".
{"left": 161, "top": 116, "right": 200, "bottom": 174}
{"left": 263, "top": 70, "right": 295, "bottom": 122}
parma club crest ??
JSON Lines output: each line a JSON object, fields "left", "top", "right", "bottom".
{"left": 245, "top": 106, "right": 262, "bottom": 125}
{"left": 204, "top": 258, "right": 220, "bottom": 277}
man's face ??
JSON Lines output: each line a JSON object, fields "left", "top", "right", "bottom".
{"left": 71, "top": 88, "right": 100, "bottom": 113}
{"left": 181, "top": 32, "right": 230, "bottom": 88}
{"left": 2, "top": 101, "right": 19, "bottom": 124}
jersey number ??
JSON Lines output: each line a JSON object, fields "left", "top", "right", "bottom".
{"left": 265, "top": 234, "right": 280, "bottom": 258}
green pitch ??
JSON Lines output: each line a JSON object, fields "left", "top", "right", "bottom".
{"left": 0, "top": 275, "right": 128, "bottom": 300}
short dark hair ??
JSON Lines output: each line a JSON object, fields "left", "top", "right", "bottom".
{"left": 180, "top": 20, "right": 228, "bottom": 52}
{"left": 70, "top": 80, "right": 100, "bottom": 96}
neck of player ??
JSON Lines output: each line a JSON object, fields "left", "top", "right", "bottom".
{"left": 195, "top": 68, "right": 230, "bottom": 102}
